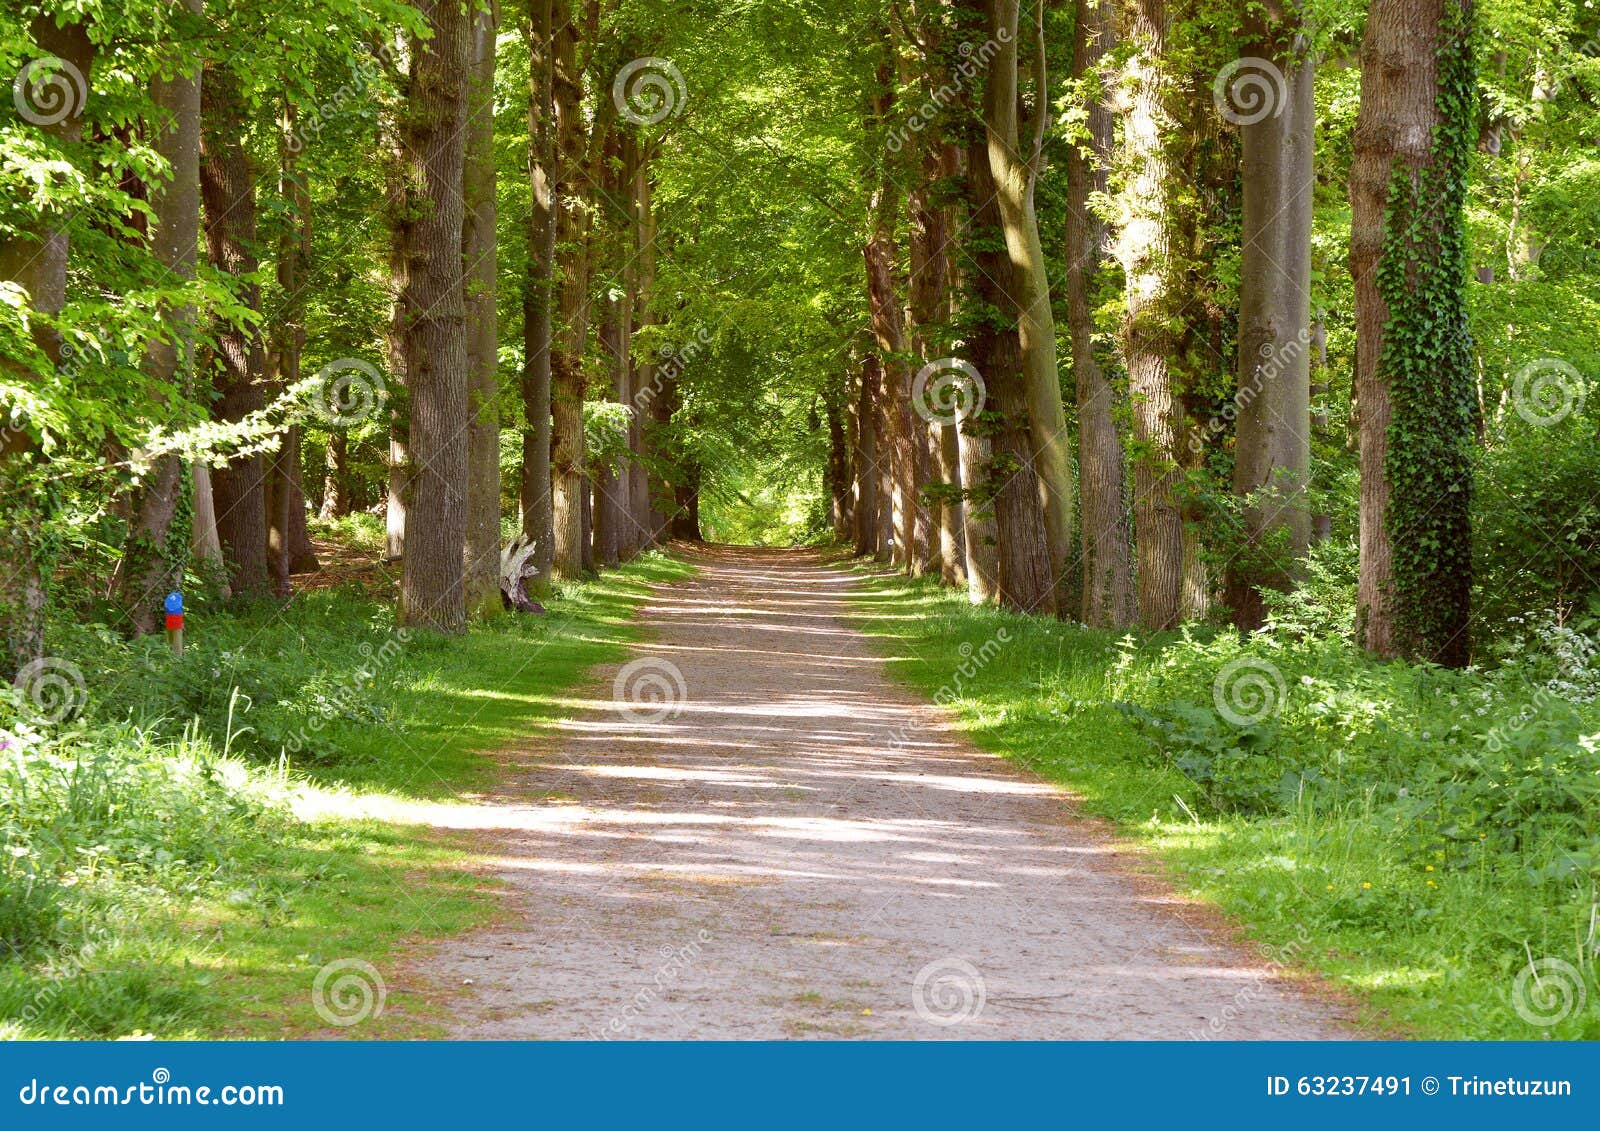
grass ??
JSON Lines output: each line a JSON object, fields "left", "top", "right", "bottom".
{"left": 0, "top": 548, "right": 693, "bottom": 1039}
{"left": 847, "top": 566, "right": 1600, "bottom": 1040}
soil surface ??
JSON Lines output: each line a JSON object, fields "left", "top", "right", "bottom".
{"left": 425, "top": 545, "right": 1346, "bottom": 1039}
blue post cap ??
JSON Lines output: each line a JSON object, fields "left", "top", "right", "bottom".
{"left": 164, "top": 591, "right": 184, "bottom": 615}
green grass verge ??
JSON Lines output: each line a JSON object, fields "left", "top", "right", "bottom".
{"left": 1, "top": 551, "right": 693, "bottom": 1039}
{"left": 847, "top": 567, "right": 1600, "bottom": 1041}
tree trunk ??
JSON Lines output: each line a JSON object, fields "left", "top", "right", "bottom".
{"left": 549, "top": 3, "right": 589, "bottom": 579}
{"left": 464, "top": 0, "right": 503, "bottom": 618}
{"left": 864, "top": 41, "right": 914, "bottom": 571}
{"left": 1224, "top": 2, "right": 1315, "bottom": 629}
{"left": 593, "top": 293, "right": 623, "bottom": 567}
{"left": 396, "top": 0, "right": 471, "bottom": 632}
{"left": 320, "top": 430, "right": 349, "bottom": 519}
{"left": 1350, "top": 0, "right": 1476, "bottom": 664}
{"left": 520, "top": 0, "right": 556, "bottom": 585}
{"left": 630, "top": 150, "right": 658, "bottom": 548}
{"left": 1117, "top": 0, "right": 1185, "bottom": 630}
{"left": 1065, "top": 0, "right": 1135, "bottom": 628}
{"left": 986, "top": 0, "right": 1073, "bottom": 616}
{"left": 200, "top": 63, "right": 270, "bottom": 598}
{"left": 0, "top": 18, "right": 95, "bottom": 675}
{"left": 114, "top": 13, "right": 200, "bottom": 630}
{"left": 852, "top": 355, "right": 881, "bottom": 557}
{"left": 191, "top": 462, "right": 228, "bottom": 591}
{"left": 963, "top": 76, "right": 1052, "bottom": 614}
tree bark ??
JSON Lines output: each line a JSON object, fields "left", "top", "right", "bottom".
{"left": 852, "top": 354, "right": 882, "bottom": 557}
{"left": 630, "top": 149, "right": 658, "bottom": 548}
{"left": 1225, "top": 2, "right": 1314, "bottom": 629}
{"left": 115, "top": 12, "right": 200, "bottom": 630}
{"left": 395, "top": 0, "right": 471, "bottom": 632}
{"left": 986, "top": 0, "right": 1073, "bottom": 616}
{"left": 1117, "top": 0, "right": 1185, "bottom": 630}
{"left": 1350, "top": 0, "right": 1476, "bottom": 663}
{"left": 0, "top": 18, "right": 95, "bottom": 674}
{"left": 549, "top": 3, "right": 590, "bottom": 579}
{"left": 320, "top": 430, "right": 348, "bottom": 518}
{"left": 520, "top": 0, "right": 556, "bottom": 585}
{"left": 200, "top": 63, "right": 270, "bottom": 598}
{"left": 1065, "top": 0, "right": 1135, "bottom": 628}
{"left": 464, "top": 0, "right": 503, "bottom": 618}
{"left": 963, "top": 71, "right": 1052, "bottom": 614}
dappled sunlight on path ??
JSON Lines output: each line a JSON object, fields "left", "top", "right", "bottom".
{"left": 423, "top": 545, "right": 1346, "bottom": 1040}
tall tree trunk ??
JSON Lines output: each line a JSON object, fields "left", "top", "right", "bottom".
{"left": 396, "top": 0, "right": 471, "bottom": 632}
{"left": 593, "top": 293, "right": 623, "bottom": 567}
{"left": 200, "top": 64, "right": 270, "bottom": 598}
{"left": 320, "top": 430, "right": 349, "bottom": 519}
{"left": 630, "top": 149, "right": 657, "bottom": 548}
{"left": 986, "top": 0, "right": 1072, "bottom": 616}
{"left": 464, "top": 0, "right": 503, "bottom": 618}
{"left": 191, "top": 462, "right": 228, "bottom": 591}
{"left": 1350, "top": 0, "right": 1476, "bottom": 664}
{"left": 852, "top": 355, "right": 882, "bottom": 557}
{"left": 115, "top": 12, "right": 200, "bottom": 630}
{"left": 1117, "top": 0, "right": 1185, "bottom": 629}
{"left": 826, "top": 387, "right": 853, "bottom": 540}
{"left": 1066, "top": 0, "right": 1135, "bottom": 628}
{"left": 1224, "top": 3, "right": 1315, "bottom": 629}
{"left": 963, "top": 74, "right": 1052, "bottom": 614}
{"left": 520, "top": 0, "right": 556, "bottom": 585}
{"left": 549, "top": 3, "right": 590, "bottom": 579}
{"left": 864, "top": 41, "right": 914, "bottom": 571}
{"left": 0, "top": 18, "right": 95, "bottom": 674}
{"left": 267, "top": 101, "right": 319, "bottom": 595}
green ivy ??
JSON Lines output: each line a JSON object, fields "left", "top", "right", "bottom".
{"left": 1377, "top": 1, "right": 1479, "bottom": 666}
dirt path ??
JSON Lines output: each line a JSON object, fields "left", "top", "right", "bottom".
{"left": 424, "top": 545, "right": 1345, "bottom": 1039}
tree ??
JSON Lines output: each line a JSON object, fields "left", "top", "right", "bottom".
{"left": 200, "top": 62, "right": 270, "bottom": 598}
{"left": 395, "top": 0, "right": 472, "bottom": 632}
{"left": 464, "top": 0, "right": 503, "bottom": 618}
{"left": 1064, "top": 0, "right": 1134, "bottom": 628}
{"left": 1225, "top": 1, "right": 1315, "bottom": 629}
{"left": 114, "top": 4, "right": 202, "bottom": 631}
{"left": 985, "top": 0, "right": 1073, "bottom": 615}
{"left": 1349, "top": 0, "right": 1477, "bottom": 664}
{"left": 521, "top": 0, "right": 557, "bottom": 586}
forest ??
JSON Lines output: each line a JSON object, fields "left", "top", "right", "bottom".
{"left": 2, "top": 0, "right": 1600, "bottom": 1041}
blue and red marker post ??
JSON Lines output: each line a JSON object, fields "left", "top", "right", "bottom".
{"left": 164, "top": 591, "right": 184, "bottom": 657}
